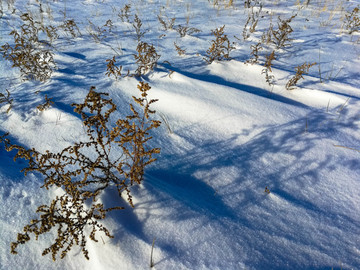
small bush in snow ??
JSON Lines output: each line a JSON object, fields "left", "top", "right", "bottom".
{"left": 0, "top": 13, "right": 57, "bottom": 82}
{"left": 286, "top": 62, "right": 316, "bottom": 90}
{"left": 134, "top": 42, "right": 161, "bottom": 76}
{"left": 205, "top": 25, "right": 235, "bottom": 64}
{"left": 270, "top": 14, "right": 297, "bottom": 50}
{"left": 0, "top": 89, "right": 13, "bottom": 113}
{"left": 36, "top": 95, "right": 54, "bottom": 112}
{"left": 1, "top": 82, "right": 160, "bottom": 261}
{"left": 343, "top": 6, "right": 360, "bottom": 34}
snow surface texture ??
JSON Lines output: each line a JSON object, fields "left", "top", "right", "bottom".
{"left": 0, "top": 0, "right": 359, "bottom": 269}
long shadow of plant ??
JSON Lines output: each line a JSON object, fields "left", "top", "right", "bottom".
{"left": 141, "top": 104, "right": 360, "bottom": 269}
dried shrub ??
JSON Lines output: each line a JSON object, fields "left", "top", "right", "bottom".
{"left": 104, "top": 19, "right": 115, "bottom": 33}
{"left": 262, "top": 68, "right": 275, "bottom": 87}
{"left": 1, "top": 82, "right": 160, "bottom": 261}
{"left": 174, "top": 42, "right": 186, "bottom": 56}
{"left": 106, "top": 56, "right": 125, "bottom": 80}
{"left": 242, "top": 0, "right": 263, "bottom": 40}
{"left": 261, "top": 50, "right": 276, "bottom": 87}
{"left": 118, "top": 4, "right": 131, "bottom": 23}
{"left": 286, "top": 62, "right": 316, "bottom": 90}
{"left": 158, "top": 15, "right": 176, "bottom": 31}
{"left": 0, "top": 13, "right": 57, "bottom": 82}
{"left": 133, "top": 14, "right": 146, "bottom": 42}
{"left": 59, "top": 19, "right": 82, "bottom": 38}
{"left": 245, "top": 42, "right": 262, "bottom": 64}
{"left": 0, "top": 89, "right": 13, "bottom": 113}
{"left": 270, "top": 14, "right": 297, "bottom": 49}
{"left": 264, "top": 50, "right": 276, "bottom": 72}
{"left": 36, "top": 95, "right": 54, "bottom": 111}
{"left": 86, "top": 20, "right": 107, "bottom": 43}
{"left": 343, "top": 6, "right": 360, "bottom": 34}
{"left": 208, "top": 0, "right": 234, "bottom": 8}
{"left": 205, "top": 25, "right": 235, "bottom": 64}
{"left": 175, "top": 25, "right": 201, "bottom": 38}
{"left": 134, "top": 42, "right": 160, "bottom": 76}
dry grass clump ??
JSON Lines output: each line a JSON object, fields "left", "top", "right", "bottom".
{"left": 242, "top": 0, "right": 263, "bottom": 40}
{"left": 158, "top": 14, "right": 176, "bottom": 31}
{"left": 105, "top": 40, "right": 160, "bottom": 79}
{"left": 208, "top": 0, "right": 235, "bottom": 8}
{"left": 0, "top": 89, "right": 13, "bottom": 113}
{"left": 176, "top": 25, "right": 201, "bottom": 38}
{"left": 244, "top": 12, "right": 299, "bottom": 87}
{"left": 270, "top": 14, "right": 297, "bottom": 50}
{"left": 1, "top": 81, "right": 160, "bottom": 261}
{"left": 36, "top": 95, "right": 54, "bottom": 111}
{"left": 205, "top": 25, "right": 235, "bottom": 64}
{"left": 118, "top": 4, "right": 132, "bottom": 23}
{"left": 286, "top": 62, "right": 316, "bottom": 90}
{"left": 343, "top": 5, "right": 360, "bottom": 34}
{"left": 0, "top": 13, "right": 57, "bottom": 82}
{"left": 59, "top": 19, "right": 82, "bottom": 38}
{"left": 133, "top": 14, "right": 147, "bottom": 42}
{"left": 105, "top": 56, "right": 129, "bottom": 80}
{"left": 174, "top": 42, "right": 186, "bottom": 56}
{"left": 134, "top": 42, "right": 160, "bottom": 76}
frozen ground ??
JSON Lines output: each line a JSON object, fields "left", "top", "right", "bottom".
{"left": 0, "top": 0, "right": 359, "bottom": 269}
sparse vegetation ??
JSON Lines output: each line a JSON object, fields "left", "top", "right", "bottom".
{"left": 242, "top": 0, "right": 263, "bottom": 40}
{"left": 134, "top": 42, "right": 160, "bottom": 76}
{"left": 118, "top": 4, "right": 131, "bottom": 23}
{"left": 270, "top": 14, "right": 297, "bottom": 50}
{"left": 0, "top": 1, "right": 359, "bottom": 267}
{"left": 343, "top": 5, "right": 360, "bottom": 34}
{"left": 0, "top": 89, "right": 13, "bottom": 113}
{"left": 175, "top": 25, "right": 201, "bottom": 38}
{"left": 2, "top": 82, "right": 161, "bottom": 261}
{"left": 0, "top": 13, "right": 56, "bottom": 81}
{"left": 174, "top": 42, "right": 186, "bottom": 56}
{"left": 205, "top": 25, "right": 235, "bottom": 64}
{"left": 105, "top": 55, "right": 129, "bottom": 80}
{"left": 286, "top": 62, "right": 317, "bottom": 90}
{"left": 60, "top": 19, "right": 82, "bottom": 38}
{"left": 36, "top": 95, "right": 54, "bottom": 111}
{"left": 133, "top": 14, "right": 146, "bottom": 42}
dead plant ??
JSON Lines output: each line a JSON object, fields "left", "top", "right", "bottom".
{"left": 105, "top": 56, "right": 130, "bottom": 80}
{"left": 158, "top": 15, "right": 176, "bottom": 31}
{"left": 242, "top": 0, "right": 263, "bottom": 40}
{"left": 134, "top": 42, "right": 160, "bottom": 76}
{"left": 205, "top": 25, "right": 235, "bottom": 64}
{"left": 271, "top": 14, "right": 297, "bottom": 49}
{"left": 59, "top": 19, "right": 82, "bottom": 38}
{"left": 0, "top": 89, "right": 13, "bottom": 113}
{"left": 262, "top": 50, "right": 276, "bottom": 87}
{"left": 133, "top": 14, "right": 146, "bottom": 42}
{"left": 343, "top": 6, "right": 360, "bottom": 34}
{"left": 0, "top": 13, "right": 57, "bottom": 82}
{"left": 86, "top": 20, "right": 107, "bottom": 43}
{"left": 36, "top": 95, "right": 54, "bottom": 111}
{"left": 118, "top": 4, "right": 131, "bottom": 23}
{"left": 2, "top": 82, "right": 160, "bottom": 261}
{"left": 245, "top": 42, "right": 262, "bottom": 64}
{"left": 286, "top": 62, "right": 316, "bottom": 90}
{"left": 174, "top": 42, "right": 186, "bottom": 56}
{"left": 175, "top": 25, "right": 201, "bottom": 38}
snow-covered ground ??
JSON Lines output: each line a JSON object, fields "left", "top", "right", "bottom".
{"left": 0, "top": 0, "right": 359, "bottom": 269}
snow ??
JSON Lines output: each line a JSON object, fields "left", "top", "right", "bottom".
{"left": 0, "top": 0, "right": 359, "bottom": 269}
